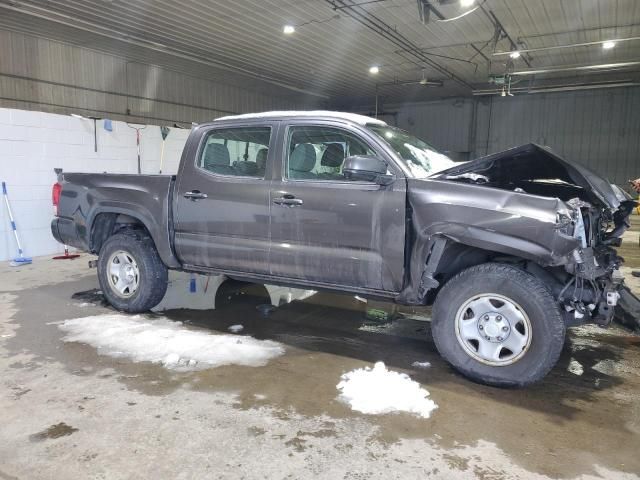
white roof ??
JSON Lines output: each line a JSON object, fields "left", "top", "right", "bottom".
{"left": 215, "top": 110, "right": 387, "bottom": 126}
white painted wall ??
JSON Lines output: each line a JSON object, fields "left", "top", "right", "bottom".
{"left": 0, "top": 107, "right": 190, "bottom": 262}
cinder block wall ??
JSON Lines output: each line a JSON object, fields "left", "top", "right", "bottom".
{"left": 0, "top": 107, "right": 190, "bottom": 261}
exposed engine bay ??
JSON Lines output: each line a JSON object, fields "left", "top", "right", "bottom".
{"left": 434, "top": 143, "right": 638, "bottom": 328}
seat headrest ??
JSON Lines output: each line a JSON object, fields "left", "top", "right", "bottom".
{"left": 204, "top": 143, "right": 230, "bottom": 168}
{"left": 290, "top": 144, "right": 316, "bottom": 172}
{"left": 321, "top": 143, "right": 345, "bottom": 168}
{"left": 256, "top": 148, "right": 268, "bottom": 170}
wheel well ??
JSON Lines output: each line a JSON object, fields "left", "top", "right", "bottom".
{"left": 434, "top": 242, "right": 496, "bottom": 283}
{"left": 429, "top": 241, "right": 566, "bottom": 302}
{"left": 424, "top": 241, "right": 517, "bottom": 304}
{"left": 90, "top": 213, "right": 150, "bottom": 254}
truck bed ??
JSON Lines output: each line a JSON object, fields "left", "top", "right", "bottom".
{"left": 52, "top": 172, "right": 179, "bottom": 267}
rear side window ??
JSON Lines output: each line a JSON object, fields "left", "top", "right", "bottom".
{"left": 198, "top": 127, "right": 271, "bottom": 178}
{"left": 286, "top": 125, "right": 375, "bottom": 181}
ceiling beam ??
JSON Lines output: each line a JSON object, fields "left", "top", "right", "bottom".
{"left": 511, "top": 61, "right": 640, "bottom": 76}
{"left": 493, "top": 36, "right": 640, "bottom": 56}
{"left": 473, "top": 81, "right": 640, "bottom": 95}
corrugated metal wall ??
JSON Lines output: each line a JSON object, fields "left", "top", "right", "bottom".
{"left": 474, "top": 88, "right": 640, "bottom": 186}
{"left": 393, "top": 99, "right": 476, "bottom": 159}
{"left": 0, "top": 30, "right": 308, "bottom": 125}
{"left": 390, "top": 86, "right": 640, "bottom": 186}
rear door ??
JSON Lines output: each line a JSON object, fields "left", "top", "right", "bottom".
{"left": 269, "top": 121, "right": 406, "bottom": 293}
{"left": 174, "top": 122, "right": 277, "bottom": 273}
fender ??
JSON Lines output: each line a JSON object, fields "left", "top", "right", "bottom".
{"left": 396, "top": 226, "right": 576, "bottom": 305}
{"left": 396, "top": 178, "right": 581, "bottom": 305}
{"left": 86, "top": 202, "right": 181, "bottom": 269}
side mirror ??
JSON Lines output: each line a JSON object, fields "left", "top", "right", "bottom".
{"left": 343, "top": 155, "right": 394, "bottom": 186}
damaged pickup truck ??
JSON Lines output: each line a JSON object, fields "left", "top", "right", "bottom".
{"left": 51, "top": 111, "right": 638, "bottom": 387}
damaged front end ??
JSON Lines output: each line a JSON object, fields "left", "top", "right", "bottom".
{"left": 431, "top": 143, "right": 637, "bottom": 327}
{"left": 557, "top": 196, "right": 634, "bottom": 326}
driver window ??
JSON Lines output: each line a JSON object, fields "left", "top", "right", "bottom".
{"left": 286, "top": 126, "right": 376, "bottom": 181}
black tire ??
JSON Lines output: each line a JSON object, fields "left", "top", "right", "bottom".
{"left": 431, "top": 262, "right": 565, "bottom": 387}
{"left": 97, "top": 230, "right": 168, "bottom": 313}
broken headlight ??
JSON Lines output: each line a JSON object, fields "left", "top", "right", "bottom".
{"left": 555, "top": 211, "right": 574, "bottom": 236}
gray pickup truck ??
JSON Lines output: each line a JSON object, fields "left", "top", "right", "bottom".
{"left": 51, "top": 111, "right": 637, "bottom": 386}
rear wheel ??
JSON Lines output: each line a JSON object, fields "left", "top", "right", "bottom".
{"left": 97, "top": 230, "right": 168, "bottom": 313}
{"left": 431, "top": 263, "right": 565, "bottom": 387}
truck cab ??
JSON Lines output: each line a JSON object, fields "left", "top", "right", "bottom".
{"left": 173, "top": 112, "right": 409, "bottom": 296}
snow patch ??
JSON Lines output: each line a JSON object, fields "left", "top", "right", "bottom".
{"left": 337, "top": 362, "right": 437, "bottom": 418}
{"left": 228, "top": 324, "right": 244, "bottom": 333}
{"left": 568, "top": 359, "right": 584, "bottom": 376}
{"left": 59, "top": 314, "right": 284, "bottom": 371}
{"left": 411, "top": 361, "right": 431, "bottom": 369}
{"left": 215, "top": 110, "right": 386, "bottom": 126}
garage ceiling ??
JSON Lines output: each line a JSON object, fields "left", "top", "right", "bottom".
{"left": 1, "top": 0, "right": 639, "bottom": 104}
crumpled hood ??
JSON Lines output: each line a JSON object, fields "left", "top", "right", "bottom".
{"left": 433, "top": 143, "right": 628, "bottom": 210}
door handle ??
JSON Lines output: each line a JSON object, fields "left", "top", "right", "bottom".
{"left": 273, "top": 196, "right": 303, "bottom": 207}
{"left": 184, "top": 190, "right": 208, "bottom": 201}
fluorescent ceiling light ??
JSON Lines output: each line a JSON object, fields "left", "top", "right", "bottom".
{"left": 369, "top": 65, "right": 380, "bottom": 74}
{"left": 602, "top": 41, "right": 616, "bottom": 49}
{"left": 283, "top": 25, "right": 295, "bottom": 35}
{"left": 509, "top": 51, "right": 521, "bottom": 59}
{"left": 460, "top": 0, "right": 475, "bottom": 7}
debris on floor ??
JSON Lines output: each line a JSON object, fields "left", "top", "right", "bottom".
{"left": 411, "top": 361, "right": 431, "bottom": 369}
{"left": 568, "top": 359, "right": 584, "bottom": 376}
{"left": 70, "top": 288, "right": 108, "bottom": 307}
{"left": 228, "top": 324, "right": 244, "bottom": 333}
{"left": 29, "top": 422, "right": 78, "bottom": 442}
{"left": 336, "top": 361, "right": 437, "bottom": 418}
{"left": 59, "top": 314, "right": 284, "bottom": 370}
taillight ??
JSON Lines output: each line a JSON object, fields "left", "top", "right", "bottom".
{"left": 52, "top": 182, "right": 62, "bottom": 216}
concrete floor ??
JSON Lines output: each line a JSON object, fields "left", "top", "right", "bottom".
{"left": 1, "top": 217, "right": 639, "bottom": 479}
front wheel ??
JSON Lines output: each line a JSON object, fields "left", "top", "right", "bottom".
{"left": 431, "top": 263, "right": 565, "bottom": 387}
{"left": 97, "top": 230, "right": 168, "bottom": 313}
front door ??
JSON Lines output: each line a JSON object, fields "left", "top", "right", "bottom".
{"left": 174, "top": 124, "right": 275, "bottom": 273}
{"left": 269, "top": 122, "right": 406, "bottom": 293}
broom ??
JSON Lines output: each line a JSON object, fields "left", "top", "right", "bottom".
{"left": 2, "top": 182, "right": 32, "bottom": 267}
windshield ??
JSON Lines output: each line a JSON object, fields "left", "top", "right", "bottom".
{"left": 367, "top": 124, "right": 458, "bottom": 178}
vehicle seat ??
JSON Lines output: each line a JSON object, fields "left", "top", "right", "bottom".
{"left": 233, "top": 160, "right": 259, "bottom": 176}
{"left": 255, "top": 148, "right": 268, "bottom": 176}
{"left": 289, "top": 143, "right": 317, "bottom": 180}
{"left": 319, "top": 143, "right": 345, "bottom": 180}
{"left": 203, "top": 143, "right": 235, "bottom": 175}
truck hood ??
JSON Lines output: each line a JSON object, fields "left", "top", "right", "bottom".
{"left": 433, "top": 143, "right": 628, "bottom": 210}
